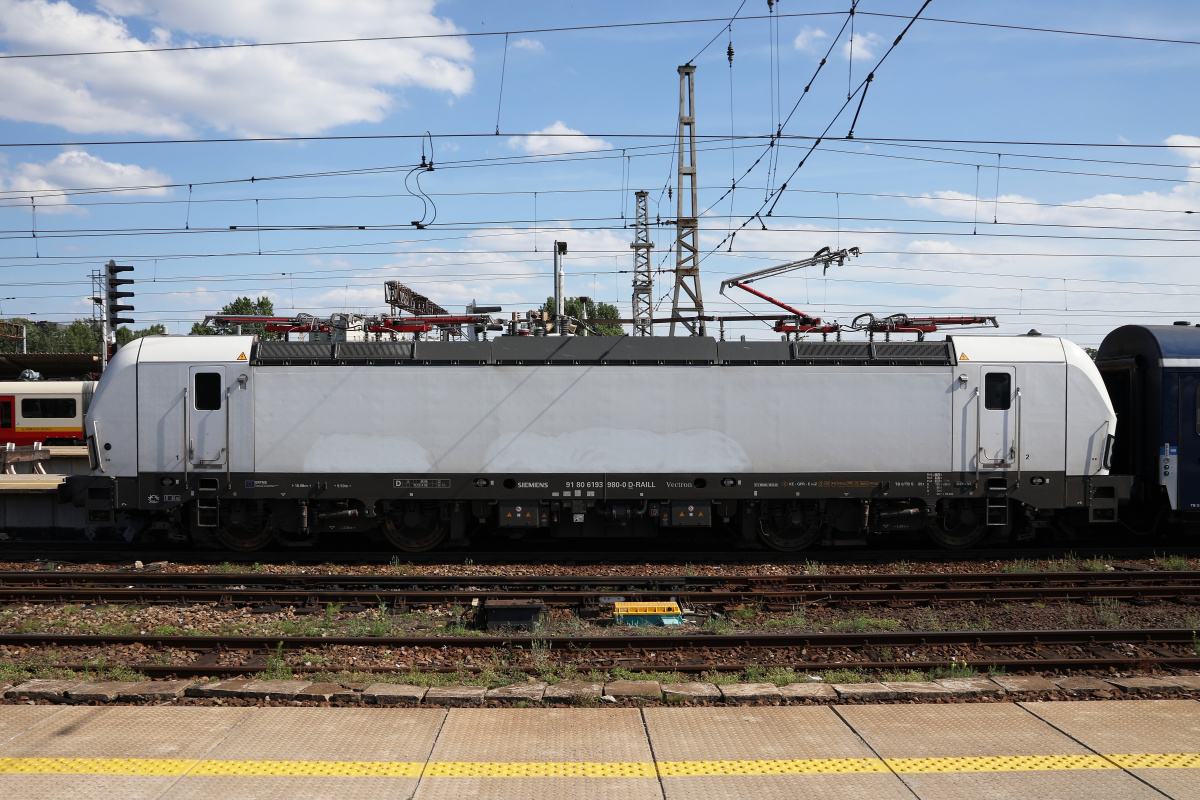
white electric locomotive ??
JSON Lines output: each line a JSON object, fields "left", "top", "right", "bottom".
{"left": 64, "top": 332, "right": 1129, "bottom": 551}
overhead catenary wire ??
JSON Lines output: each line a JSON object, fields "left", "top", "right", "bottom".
{"left": 0, "top": 9, "right": 1193, "bottom": 64}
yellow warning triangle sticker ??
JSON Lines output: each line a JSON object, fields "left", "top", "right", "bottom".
{"left": 236, "top": 352, "right": 247, "bottom": 361}
{"left": 959, "top": 353, "right": 969, "bottom": 361}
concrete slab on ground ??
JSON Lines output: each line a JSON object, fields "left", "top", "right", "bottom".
{"left": 989, "top": 675, "right": 1057, "bottom": 693}
{"left": 883, "top": 681, "right": 951, "bottom": 700}
{"left": 6, "top": 679, "right": 87, "bottom": 701}
{"left": 164, "top": 707, "right": 445, "bottom": 800}
{"left": 486, "top": 681, "right": 547, "bottom": 703}
{"left": 644, "top": 706, "right": 911, "bottom": 800}
{"left": 604, "top": 681, "right": 662, "bottom": 700}
{"left": 833, "top": 683, "right": 897, "bottom": 700}
{"left": 67, "top": 681, "right": 140, "bottom": 702}
{"left": 117, "top": 680, "right": 194, "bottom": 702}
{"left": 0, "top": 706, "right": 66, "bottom": 745}
{"left": 239, "top": 680, "right": 312, "bottom": 700}
{"left": 839, "top": 702, "right": 1163, "bottom": 800}
{"left": 363, "top": 683, "right": 425, "bottom": 705}
{"left": 542, "top": 681, "right": 602, "bottom": 703}
{"left": 186, "top": 679, "right": 253, "bottom": 698}
{"left": 423, "top": 685, "right": 485, "bottom": 706}
{"left": 292, "top": 682, "right": 343, "bottom": 702}
{"left": 779, "top": 682, "right": 837, "bottom": 700}
{"left": 1105, "top": 676, "right": 1183, "bottom": 694}
{"left": 0, "top": 706, "right": 252, "bottom": 800}
{"left": 661, "top": 682, "right": 720, "bottom": 702}
{"left": 1022, "top": 699, "right": 1200, "bottom": 800}
{"left": 717, "top": 683, "right": 781, "bottom": 702}
{"left": 414, "top": 708, "right": 659, "bottom": 800}
{"left": 934, "top": 677, "right": 1004, "bottom": 697}
{"left": 1053, "top": 677, "right": 1112, "bottom": 693}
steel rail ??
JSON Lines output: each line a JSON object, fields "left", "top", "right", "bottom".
{"left": 0, "top": 585, "right": 1197, "bottom": 606}
{"left": 1, "top": 628, "right": 1194, "bottom": 651}
{"left": 2, "top": 569, "right": 1198, "bottom": 587}
{"left": 0, "top": 571, "right": 1196, "bottom": 607}
{"left": 11, "top": 628, "right": 1200, "bottom": 679}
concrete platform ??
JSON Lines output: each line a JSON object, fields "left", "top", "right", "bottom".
{"left": 1023, "top": 700, "right": 1200, "bottom": 800}
{"left": 838, "top": 702, "right": 1166, "bottom": 799}
{"left": 416, "top": 708, "right": 659, "bottom": 800}
{"left": 644, "top": 706, "right": 911, "bottom": 800}
{"left": 0, "top": 701, "right": 1194, "bottom": 799}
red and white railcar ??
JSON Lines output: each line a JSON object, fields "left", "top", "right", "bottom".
{"left": 0, "top": 381, "right": 95, "bottom": 447}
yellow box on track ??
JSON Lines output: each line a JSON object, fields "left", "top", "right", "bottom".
{"left": 613, "top": 601, "right": 683, "bottom": 626}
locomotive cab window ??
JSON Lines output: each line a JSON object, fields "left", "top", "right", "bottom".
{"left": 20, "top": 398, "right": 76, "bottom": 419}
{"left": 194, "top": 372, "right": 223, "bottom": 410}
{"left": 0, "top": 401, "right": 10, "bottom": 428}
{"left": 984, "top": 372, "right": 1011, "bottom": 410}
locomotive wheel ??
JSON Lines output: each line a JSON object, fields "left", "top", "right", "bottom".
{"left": 382, "top": 519, "right": 448, "bottom": 552}
{"left": 216, "top": 503, "right": 273, "bottom": 552}
{"left": 927, "top": 503, "right": 987, "bottom": 549}
{"left": 216, "top": 522, "right": 273, "bottom": 552}
{"left": 757, "top": 509, "right": 825, "bottom": 552}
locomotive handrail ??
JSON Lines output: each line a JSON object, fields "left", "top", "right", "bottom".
{"left": 91, "top": 420, "right": 104, "bottom": 474}
{"left": 225, "top": 384, "right": 231, "bottom": 483}
{"left": 1014, "top": 387, "right": 1022, "bottom": 489}
{"left": 182, "top": 387, "right": 188, "bottom": 483}
{"left": 976, "top": 384, "right": 1021, "bottom": 482}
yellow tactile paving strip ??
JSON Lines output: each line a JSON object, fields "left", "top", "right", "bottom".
{"left": 657, "top": 758, "right": 889, "bottom": 775}
{"left": 0, "top": 754, "right": 1197, "bottom": 777}
{"left": 423, "top": 761, "right": 656, "bottom": 777}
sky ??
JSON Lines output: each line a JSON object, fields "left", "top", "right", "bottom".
{"left": 0, "top": 0, "right": 1198, "bottom": 347}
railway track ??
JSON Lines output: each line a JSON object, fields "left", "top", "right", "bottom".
{"left": 5, "top": 628, "right": 1198, "bottom": 679}
{"left": 1, "top": 542, "right": 1197, "bottom": 567}
{"left": 1, "top": 570, "right": 1197, "bottom": 607}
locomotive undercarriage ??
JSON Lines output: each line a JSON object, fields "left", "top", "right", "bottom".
{"left": 93, "top": 494, "right": 1055, "bottom": 553}
{"left": 67, "top": 471, "right": 1129, "bottom": 553}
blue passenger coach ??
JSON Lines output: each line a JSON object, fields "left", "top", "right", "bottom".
{"left": 1098, "top": 323, "right": 1200, "bottom": 526}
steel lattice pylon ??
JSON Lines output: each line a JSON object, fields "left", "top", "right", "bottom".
{"left": 630, "top": 190, "right": 654, "bottom": 336}
{"left": 670, "top": 64, "right": 705, "bottom": 337}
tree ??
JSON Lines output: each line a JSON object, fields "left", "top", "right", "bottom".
{"left": 540, "top": 296, "right": 624, "bottom": 336}
{"left": 190, "top": 296, "right": 281, "bottom": 339}
{"left": 0, "top": 318, "right": 104, "bottom": 353}
{"left": 115, "top": 324, "right": 167, "bottom": 347}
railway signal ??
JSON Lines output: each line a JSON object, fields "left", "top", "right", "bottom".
{"left": 105, "top": 260, "right": 135, "bottom": 327}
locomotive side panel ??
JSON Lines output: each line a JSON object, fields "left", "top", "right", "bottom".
{"left": 251, "top": 364, "right": 956, "bottom": 476}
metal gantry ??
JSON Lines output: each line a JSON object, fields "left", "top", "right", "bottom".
{"left": 670, "top": 64, "right": 705, "bottom": 336}
{"left": 630, "top": 190, "right": 654, "bottom": 336}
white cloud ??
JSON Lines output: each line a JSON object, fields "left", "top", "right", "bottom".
{"left": 507, "top": 121, "right": 612, "bottom": 156}
{"left": 0, "top": 0, "right": 474, "bottom": 136}
{"left": 1166, "top": 134, "right": 1200, "bottom": 164}
{"left": 793, "top": 26, "right": 828, "bottom": 54}
{"left": 511, "top": 37, "right": 543, "bottom": 51}
{"left": 0, "top": 149, "right": 171, "bottom": 214}
{"left": 841, "top": 31, "right": 882, "bottom": 62}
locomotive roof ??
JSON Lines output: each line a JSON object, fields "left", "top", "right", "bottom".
{"left": 1097, "top": 324, "right": 1200, "bottom": 364}
{"left": 126, "top": 332, "right": 1079, "bottom": 367}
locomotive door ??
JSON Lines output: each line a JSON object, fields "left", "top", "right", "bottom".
{"left": 0, "top": 396, "right": 12, "bottom": 445}
{"left": 954, "top": 365, "right": 1017, "bottom": 473}
{"left": 188, "top": 367, "right": 227, "bottom": 467}
{"left": 1177, "top": 371, "right": 1200, "bottom": 511}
